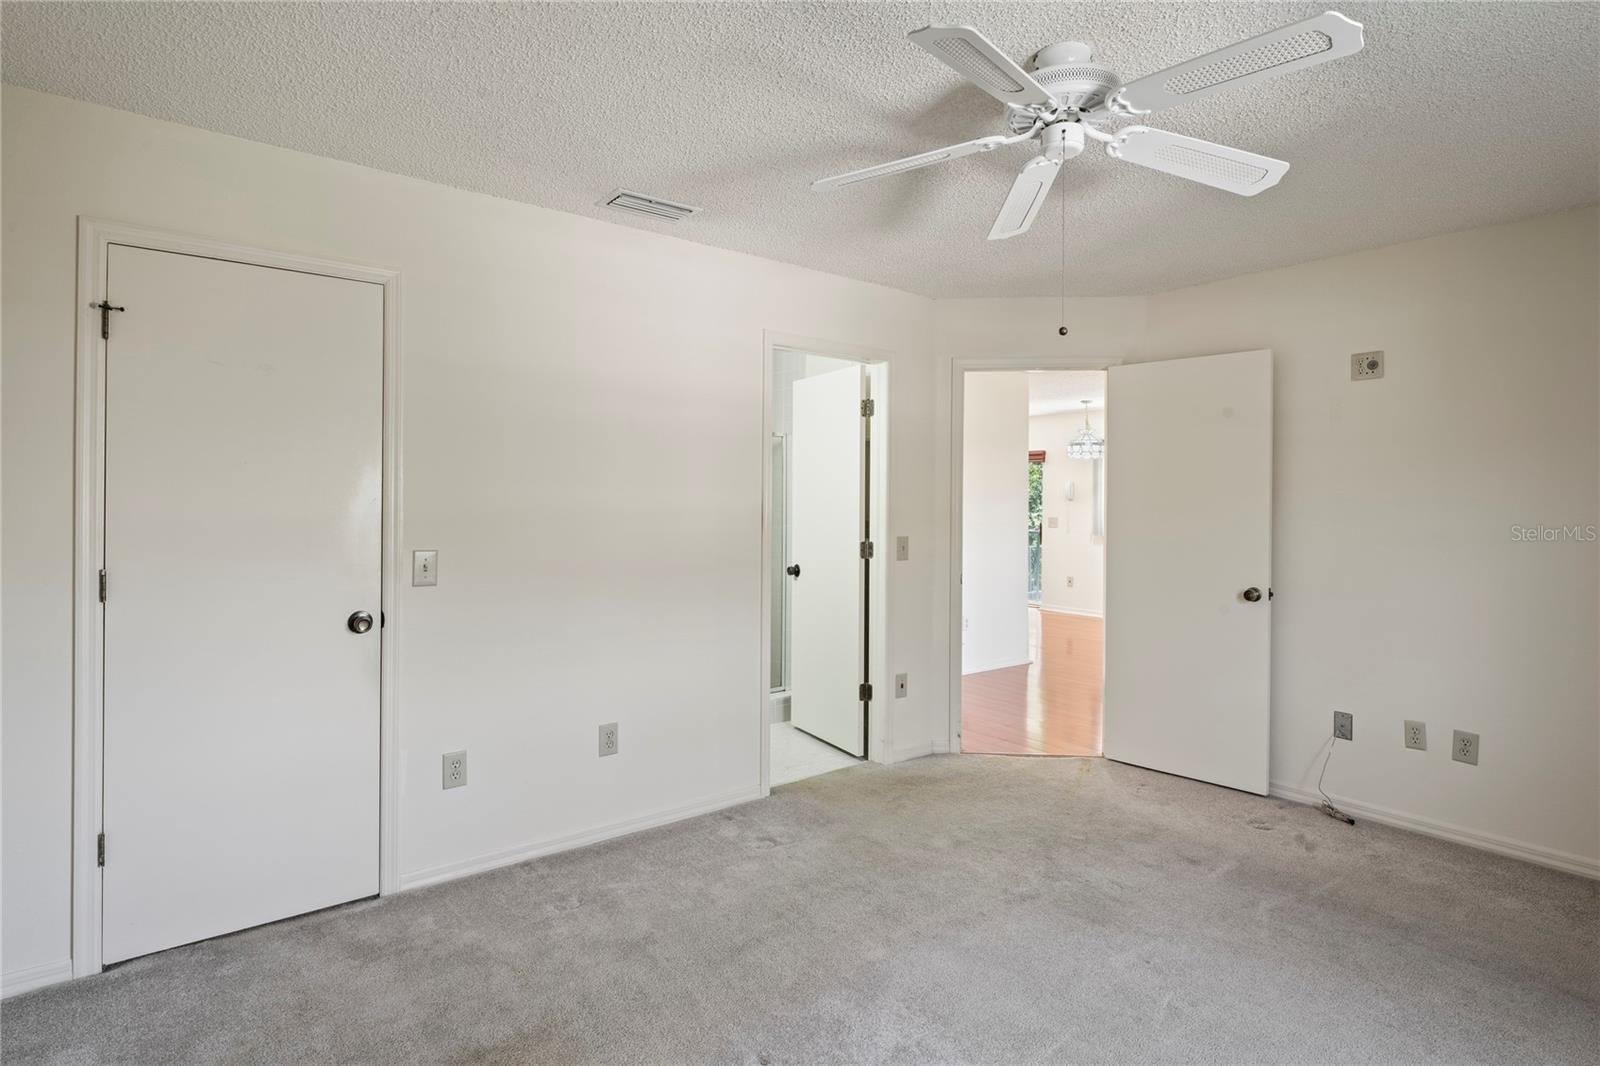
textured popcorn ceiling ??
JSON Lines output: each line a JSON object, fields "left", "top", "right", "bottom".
{"left": 3, "top": 2, "right": 1597, "bottom": 297}
{"left": 1028, "top": 371, "right": 1106, "bottom": 417}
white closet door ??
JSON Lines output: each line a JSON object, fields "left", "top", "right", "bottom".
{"left": 787, "top": 366, "right": 866, "bottom": 756}
{"left": 102, "top": 244, "right": 383, "bottom": 962}
{"left": 1104, "top": 350, "right": 1273, "bottom": 795}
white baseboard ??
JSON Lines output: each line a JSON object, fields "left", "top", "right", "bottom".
{"left": 892, "top": 740, "right": 936, "bottom": 763}
{"left": 1036, "top": 603, "right": 1102, "bottom": 618}
{"left": 1269, "top": 781, "right": 1600, "bottom": 880}
{"left": 2, "top": 959, "right": 73, "bottom": 999}
{"left": 961, "top": 656, "right": 1031, "bottom": 675}
{"left": 767, "top": 690, "right": 790, "bottom": 724}
{"left": 397, "top": 784, "right": 763, "bottom": 891}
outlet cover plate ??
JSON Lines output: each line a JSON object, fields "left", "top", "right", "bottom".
{"left": 1452, "top": 729, "right": 1479, "bottom": 765}
{"left": 1352, "top": 350, "right": 1384, "bottom": 380}
{"left": 599, "top": 722, "right": 619, "bottom": 757}
{"left": 442, "top": 750, "right": 467, "bottom": 789}
{"left": 1333, "top": 711, "right": 1354, "bottom": 741}
{"left": 1404, "top": 720, "right": 1426, "bottom": 750}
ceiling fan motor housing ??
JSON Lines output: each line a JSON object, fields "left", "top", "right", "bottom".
{"left": 1042, "top": 121, "right": 1086, "bottom": 162}
{"left": 1026, "top": 40, "right": 1121, "bottom": 111}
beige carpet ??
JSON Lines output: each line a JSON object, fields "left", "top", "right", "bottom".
{"left": 4, "top": 756, "right": 1596, "bottom": 1064}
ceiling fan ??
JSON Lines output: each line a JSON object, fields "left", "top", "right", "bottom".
{"left": 812, "top": 12, "right": 1365, "bottom": 240}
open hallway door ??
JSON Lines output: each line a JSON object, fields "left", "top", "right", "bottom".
{"left": 787, "top": 365, "right": 868, "bottom": 757}
{"left": 1104, "top": 350, "right": 1272, "bottom": 794}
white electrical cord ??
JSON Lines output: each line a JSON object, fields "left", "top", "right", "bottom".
{"left": 1316, "top": 733, "right": 1356, "bottom": 825}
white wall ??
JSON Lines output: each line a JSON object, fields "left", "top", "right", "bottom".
{"left": 0, "top": 86, "right": 945, "bottom": 988}
{"left": 960, "top": 373, "right": 1030, "bottom": 674}
{"left": 1029, "top": 409, "right": 1105, "bottom": 616}
{"left": 3, "top": 86, "right": 1595, "bottom": 993}
{"left": 937, "top": 206, "right": 1599, "bottom": 873}
{"left": 1139, "top": 207, "right": 1599, "bottom": 872}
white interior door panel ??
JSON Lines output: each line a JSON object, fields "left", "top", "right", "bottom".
{"left": 102, "top": 244, "right": 383, "bottom": 962}
{"left": 1104, "top": 350, "right": 1273, "bottom": 794}
{"left": 787, "top": 366, "right": 866, "bottom": 757}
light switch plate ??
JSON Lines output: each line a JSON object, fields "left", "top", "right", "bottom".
{"left": 895, "top": 536, "right": 909, "bottom": 561}
{"left": 894, "top": 673, "right": 908, "bottom": 698}
{"left": 1047, "top": 516, "right": 1059, "bottom": 528}
{"left": 412, "top": 549, "right": 438, "bottom": 587}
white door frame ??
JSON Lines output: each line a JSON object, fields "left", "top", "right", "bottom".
{"left": 939, "top": 355, "right": 1120, "bottom": 755}
{"left": 760, "top": 331, "right": 891, "bottom": 793}
{"left": 70, "top": 217, "right": 402, "bottom": 977}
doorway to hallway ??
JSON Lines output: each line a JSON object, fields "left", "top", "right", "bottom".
{"left": 959, "top": 370, "right": 1105, "bottom": 757}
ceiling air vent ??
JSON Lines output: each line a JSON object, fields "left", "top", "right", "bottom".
{"left": 600, "top": 190, "right": 700, "bottom": 222}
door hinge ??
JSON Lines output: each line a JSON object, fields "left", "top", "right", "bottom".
{"left": 859, "top": 540, "right": 874, "bottom": 560}
{"left": 97, "top": 833, "right": 106, "bottom": 867}
{"left": 859, "top": 682, "right": 873, "bottom": 702}
{"left": 92, "top": 301, "right": 126, "bottom": 341}
{"left": 860, "top": 398, "right": 875, "bottom": 417}
{"left": 98, "top": 569, "right": 107, "bottom": 604}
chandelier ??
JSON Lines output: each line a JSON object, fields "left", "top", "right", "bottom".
{"left": 1065, "top": 399, "right": 1104, "bottom": 460}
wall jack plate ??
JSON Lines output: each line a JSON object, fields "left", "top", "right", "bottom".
{"left": 1333, "top": 711, "right": 1353, "bottom": 741}
{"left": 1352, "top": 351, "right": 1384, "bottom": 380}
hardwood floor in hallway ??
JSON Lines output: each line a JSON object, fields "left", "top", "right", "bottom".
{"left": 961, "top": 607, "right": 1102, "bottom": 756}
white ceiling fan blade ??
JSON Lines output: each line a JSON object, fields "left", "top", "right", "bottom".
{"left": 988, "top": 156, "right": 1061, "bottom": 240}
{"left": 1106, "top": 11, "right": 1364, "bottom": 116}
{"left": 1107, "top": 127, "right": 1289, "bottom": 196}
{"left": 908, "top": 25, "right": 1055, "bottom": 109}
{"left": 812, "top": 132, "right": 1028, "bottom": 191}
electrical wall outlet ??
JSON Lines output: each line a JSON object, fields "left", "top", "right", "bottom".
{"left": 598, "top": 722, "right": 619, "bottom": 757}
{"left": 1452, "top": 730, "right": 1479, "bottom": 765}
{"left": 1333, "top": 711, "right": 1354, "bottom": 741}
{"left": 1351, "top": 351, "right": 1384, "bottom": 380}
{"left": 1404, "top": 720, "right": 1427, "bottom": 751}
{"left": 442, "top": 750, "right": 467, "bottom": 789}
{"left": 894, "top": 673, "right": 908, "bottom": 699}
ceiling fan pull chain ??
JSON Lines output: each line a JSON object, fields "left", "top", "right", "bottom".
{"left": 1058, "top": 174, "right": 1069, "bottom": 337}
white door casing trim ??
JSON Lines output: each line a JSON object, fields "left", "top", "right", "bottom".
{"left": 760, "top": 331, "right": 892, "bottom": 795}
{"left": 71, "top": 218, "right": 402, "bottom": 978}
{"left": 939, "top": 355, "right": 1120, "bottom": 756}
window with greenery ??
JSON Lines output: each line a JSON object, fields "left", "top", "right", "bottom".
{"left": 1027, "top": 458, "right": 1044, "bottom": 601}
